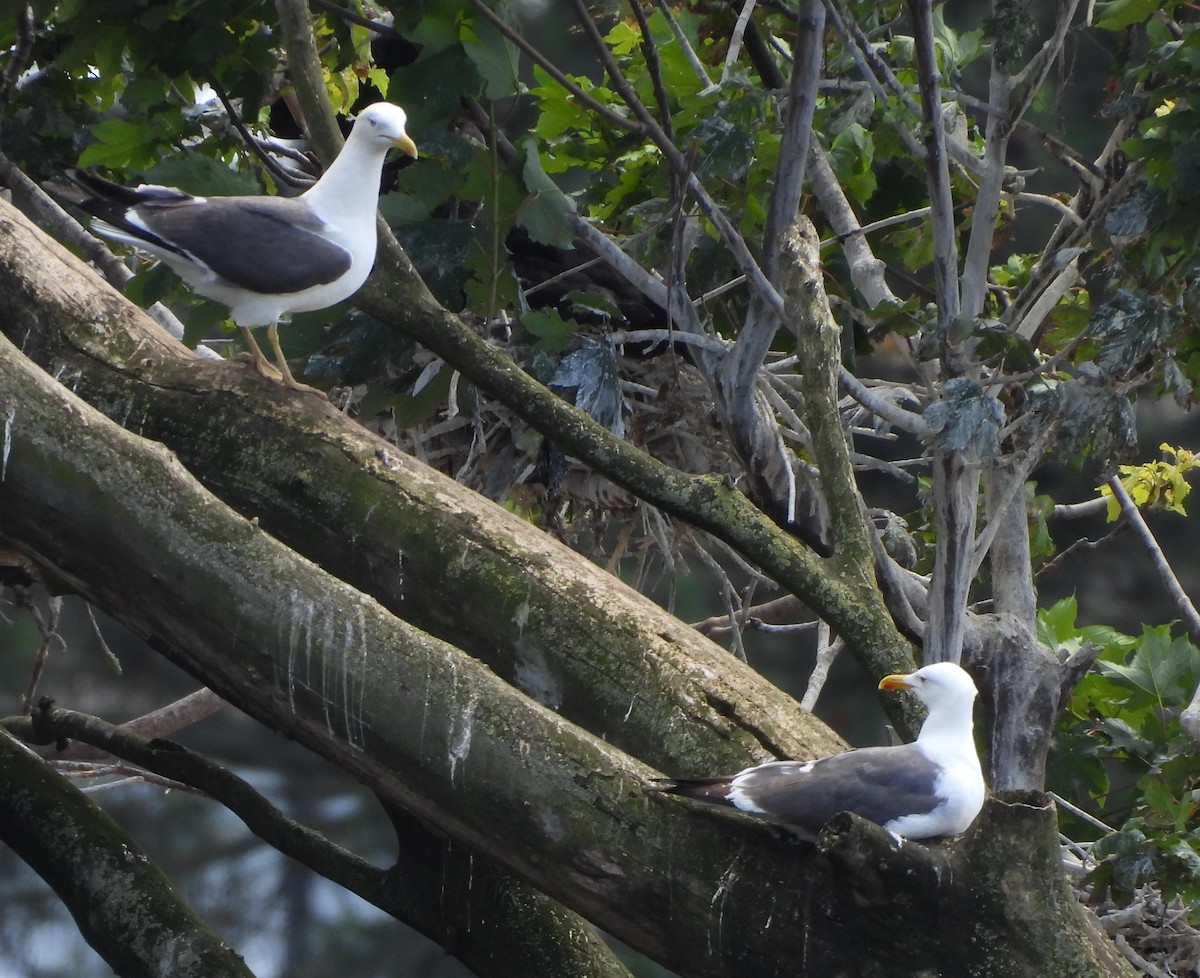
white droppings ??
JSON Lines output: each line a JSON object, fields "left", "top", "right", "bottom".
{"left": 511, "top": 593, "right": 530, "bottom": 633}
{"left": 448, "top": 694, "right": 478, "bottom": 786}
{"left": 623, "top": 692, "right": 637, "bottom": 723}
{"left": 340, "top": 612, "right": 366, "bottom": 748}
{"left": 707, "top": 848, "right": 743, "bottom": 958}
{"left": 1, "top": 409, "right": 13, "bottom": 481}
{"left": 319, "top": 603, "right": 337, "bottom": 739}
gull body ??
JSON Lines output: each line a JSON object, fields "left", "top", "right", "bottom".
{"left": 68, "top": 102, "right": 418, "bottom": 392}
{"left": 651, "top": 662, "right": 986, "bottom": 840}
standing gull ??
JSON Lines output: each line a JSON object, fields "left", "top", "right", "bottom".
{"left": 65, "top": 102, "right": 418, "bottom": 393}
{"left": 650, "top": 662, "right": 985, "bottom": 840}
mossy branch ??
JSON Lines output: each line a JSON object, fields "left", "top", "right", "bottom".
{"left": 0, "top": 728, "right": 256, "bottom": 978}
{"left": 9, "top": 704, "right": 633, "bottom": 978}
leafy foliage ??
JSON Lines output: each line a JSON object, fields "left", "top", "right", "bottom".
{"left": 1099, "top": 444, "right": 1200, "bottom": 521}
{"left": 1047, "top": 598, "right": 1200, "bottom": 904}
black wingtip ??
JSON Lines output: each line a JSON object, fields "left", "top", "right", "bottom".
{"left": 645, "top": 776, "right": 733, "bottom": 802}
{"left": 62, "top": 167, "right": 142, "bottom": 205}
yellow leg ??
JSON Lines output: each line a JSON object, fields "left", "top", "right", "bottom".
{"left": 265, "top": 323, "right": 325, "bottom": 398}
{"left": 238, "top": 325, "right": 280, "bottom": 379}
{"left": 237, "top": 324, "right": 325, "bottom": 398}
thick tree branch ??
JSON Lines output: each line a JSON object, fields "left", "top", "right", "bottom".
{"left": 0, "top": 195, "right": 839, "bottom": 787}
{"left": 926, "top": 450, "right": 978, "bottom": 664}
{"left": 10, "top": 705, "right": 634, "bottom": 978}
{"left": 0, "top": 728, "right": 256, "bottom": 978}
{"left": 779, "top": 219, "right": 872, "bottom": 565}
{"left": 808, "top": 143, "right": 899, "bottom": 308}
{"left": 721, "top": 0, "right": 827, "bottom": 540}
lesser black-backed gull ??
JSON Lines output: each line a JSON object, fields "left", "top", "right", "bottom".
{"left": 650, "top": 662, "right": 985, "bottom": 840}
{"left": 66, "top": 102, "right": 417, "bottom": 393}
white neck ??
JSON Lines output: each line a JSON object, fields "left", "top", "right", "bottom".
{"left": 300, "top": 135, "right": 388, "bottom": 221}
{"left": 917, "top": 701, "right": 976, "bottom": 750}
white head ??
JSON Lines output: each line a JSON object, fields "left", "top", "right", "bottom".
{"left": 878, "top": 661, "right": 979, "bottom": 715}
{"left": 350, "top": 102, "right": 418, "bottom": 159}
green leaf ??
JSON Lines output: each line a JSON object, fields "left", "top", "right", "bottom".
{"left": 516, "top": 140, "right": 577, "bottom": 249}
{"left": 690, "top": 115, "right": 756, "bottom": 187}
{"left": 1094, "top": 0, "right": 1163, "bottom": 30}
{"left": 142, "top": 154, "right": 262, "bottom": 196}
{"left": 522, "top": 309, "right": 577, "bottom": 353}
{"left": 1037, "top": 596, "right": 1081, "bottom": 650}
{"left": 1096, "top": 625, "right": 1200, "bottom": 710}
{"left": 77, "top": 117, "right": 165, "bottom": 170}
{"left": 461, "top": 11, "right": 521, "bottom": 100}
{"left": 829, "top": 124, "right": 877, "bottom": 204}
{"left": 392, "top": 220, "right": 475, "bottom": 311}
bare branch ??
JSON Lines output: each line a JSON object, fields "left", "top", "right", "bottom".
{"left": 1051, "top": 497, "right": 1109, "bottom": 520}
{"left": 799, "top": 626, "right": 842, "bottom": 712}
{"left": 0, "top": 727, "right": 257, "bottom": 978}
{"left": 907, "top": 0, "right": 961, "bottom": 340}
{"left": 648, "top": 0, "right": 714, "bottom": 88}
{"left": 808, "top": 143, "right": 899, "bottom": 308}
{"left": 36, "top": 688, "right": 225, "bottom": 762}
{"left": 465, "top": 0, "right": 643, "bottom": 135}
{"left": 838, "top": 371, "right": 934, "bottom": 438}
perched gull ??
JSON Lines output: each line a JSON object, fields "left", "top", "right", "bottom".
{"left": 65, "top": 102, "right": 418, "bottom": 393}
{"left": 650, "top": 662, "right": 985, "bottom": 840}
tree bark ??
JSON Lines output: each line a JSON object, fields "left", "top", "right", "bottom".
{"left": 0, "top": 729, "right": 256, "bottom": 978}
{"left": 6, "top": 706, "right": 633, "bottom": 978}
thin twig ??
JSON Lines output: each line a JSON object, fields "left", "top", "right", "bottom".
{"left": 1107, "top": 475, "right": 1200, "bottom": 647}
{"left": 800, "top": 626, "right": 841, "bottom": 712}
{"left": 18, "top": 594, "right": 63, "bottom": 715}
{"left": 209, "top": 78, "right": 313, "bottom": 191}
{"left": 649, "top": 0, "right": 713, "bottom": 87}
{"left": 608, "top": 329, "right": 730, "bottom": 356}
{"left": 714, "top": 0, "right": 758, "bottom": 91}
{"left": 466, "top": 0, "right": 643, "bottom": 135}
{"left": 1049, "top": 790, "right": 1117, "bottom": 834}
{"left": 629, "top": 0, "right": 674, "bottom": 142}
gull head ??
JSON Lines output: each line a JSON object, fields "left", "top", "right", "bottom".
{"left": 352, "top": 102, "right": 418, "bottom": 160}
{"left": 878, "top": 661, "right": 979, "bottom": 713}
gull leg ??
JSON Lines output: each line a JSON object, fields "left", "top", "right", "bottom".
{"left": 238, "top": 326, "right": 281, "bottom": 380}
{"left": 265, "top": 322, "right": 326, "bottom": 398}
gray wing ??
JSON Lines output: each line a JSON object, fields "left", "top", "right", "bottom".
{"left": 135, "top": 196, "right": 352, "bottom": 295}
{"left": 731, "top": 746, "right": 943, "bottom": 832}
